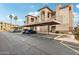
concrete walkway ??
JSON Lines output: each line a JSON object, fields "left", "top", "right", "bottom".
{"left": 34, "top": 32, "right": 79, "bottom": 44}
{"left": 54, "top": 34, "right": 79, "bottom": 44}
{"left": 39, "top": 32, "right": 79, "bottom": 44}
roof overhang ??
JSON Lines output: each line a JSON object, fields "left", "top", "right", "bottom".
{"left": 11, "top": 26, "right": 21, "bottom": 28}
{"left": 23, "top": 20, "right": 60, "bottom": 27}
{"left": 38, "top": 6, "right": 55, "bottom": 13}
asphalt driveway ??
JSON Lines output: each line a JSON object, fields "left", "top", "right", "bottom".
{"left": 0, "top": 32, "right": 78, "bottom": 55}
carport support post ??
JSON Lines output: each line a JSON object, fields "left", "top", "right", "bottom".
{"left": 35, "top": 26, "right": 37, "bottom": 31}
{"left": 48, "top": 25, "right": 49, "bottom": 34}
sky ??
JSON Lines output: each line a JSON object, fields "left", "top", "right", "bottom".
{"left": 0, "top": 3, "right": 79, "bottom": 27}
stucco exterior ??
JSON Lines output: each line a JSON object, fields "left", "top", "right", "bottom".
{"left": 56, "top": 4, "right": 73, "bottom": 32}
{"left": 25, "top": 4, "right": 73, "bottom": 34}
{"left": 38, "top": 7, "right": 56, "bottom": 33}
{"left": 25, "top": 15, "right": 37, "bottom": 30}
{"left": 0, "top": 22, "right": 18, "bottom": 31}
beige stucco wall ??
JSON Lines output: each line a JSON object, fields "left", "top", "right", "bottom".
{"left": 38, "top": 8, "right": 55, "bottom": 33}
{"left": 56, "top": 4, "right": 73, "bottom": 32}
{"left": 25, "top": 15, "right": 37, "bottom": 24}
{"left": 25, "top": 5, "right": 73, "bottom": 33}
{"left": 25, "top": 15, "right": 37, "bottom": 30}
{"left": 0, "top": 22, "right": 17, "bottom": 32}
{"left": 39, "top": 8, "right": 54, "bottom": 22}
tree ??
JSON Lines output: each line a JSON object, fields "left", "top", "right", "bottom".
{"left": 24, "top": 20, "right": 26, "bottom": 24}
{"left": 14, "top": 16, "right": 18, "bottom": 25}
{"left": 74, "top": 27, "right": 77, "bottom": 31}
{"left": 9, "top": 14, "right": 13, "bottom": 24}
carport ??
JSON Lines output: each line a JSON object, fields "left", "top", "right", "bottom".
{"left": 11, "top": 26, "right": 23, "bottom": 31}
{"left": 23, "top": 19, "right": 60, "bottom": 34}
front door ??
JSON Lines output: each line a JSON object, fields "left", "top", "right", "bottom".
{"left": 51, "top": 26, "right": 56, "bottom": 32}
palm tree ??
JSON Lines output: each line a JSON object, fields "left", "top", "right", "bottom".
{"left": 24, "top": 20, "right": 26, "bottom": 24}
{"left": 14, "top": 16, "right": 18, "bottom": 25}
{"left": 9, "top": 14, "right": 13, "bottom": 24}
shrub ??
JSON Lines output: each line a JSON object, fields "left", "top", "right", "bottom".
{"left": 60, "top": 32, "right": 64, "bottom": 34}
{"left": 55, "top": 31, "right": 59, "bottom": 33}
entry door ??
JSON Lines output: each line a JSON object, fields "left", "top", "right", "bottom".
{"left": 51, "top": 26, "right": 56, "bottom": 32}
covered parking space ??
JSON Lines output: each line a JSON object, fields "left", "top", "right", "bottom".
{"left": 11, "top": 26, "right": 23, "bottom": 31}
{"left": 23, "top": 20, "right": 60, "bottom": 34}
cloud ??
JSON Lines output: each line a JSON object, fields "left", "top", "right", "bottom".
{"left": 16, "top": 19, "right": 24, "bottom": 25}
{"left": 31, "top": 5, "right": 35, "bottom": 8}
{"left": 42, "top": 3, "right": 49, "bottom": 6}
{"left": 73, "top": 12, "right": 79, "bottom": 27}
{"left": 11, "top": 19, "right": 24, "bottom": 26}
{"left": 12, "top": 14, "right": 15, "bottom": 17}
{"left": 30, "top": 4, "right": 36, "bottom": 9}
{"left": 5, "top": 15, "right": 24, "bottom": 26}
{"left": 73, "top": 12, "right": 78, "bottom": 15}
{"left": 73, "top": 12, "right": 79, "bottom": 17}
{"left": 76, "top": 4, "right": 79, "bottom": 9}
{"left": 28, "top": 11, "right": 39, "bottom": 16}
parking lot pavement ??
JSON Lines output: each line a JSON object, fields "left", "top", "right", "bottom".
{"left": 61, "top": 41, "right": 79, "bottom": 54}
{"left": 15, "top": 32, "right": 58, "bottom": 39}
{"left": 0, "top": 32, "right": 78, "bottom": 55}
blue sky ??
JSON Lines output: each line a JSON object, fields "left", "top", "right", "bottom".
{"left": 0, "top": 3, "right": 79, "bottom": 27}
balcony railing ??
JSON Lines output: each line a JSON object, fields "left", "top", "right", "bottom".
{"left": 26, "top": 15, "right": 60, "bottom": 25}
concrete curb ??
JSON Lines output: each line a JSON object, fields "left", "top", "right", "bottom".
{"left": 54, "top": 34, "right": 79, "bottom": 44}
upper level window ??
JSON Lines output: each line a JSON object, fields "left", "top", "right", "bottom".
{"left": 27, "top": 17, "right": 29, "bottom": 24}
{"left": 48, "top": 12, "right": 50, "bottom": 18}
{"left": 41, "top": 11, "right": 45, "bottom": 21}
{"left": 48, "top": 12, "right": 51, "bottom": 18}
{"left": 31, "top": 18, "right": 34, "bottom": 22}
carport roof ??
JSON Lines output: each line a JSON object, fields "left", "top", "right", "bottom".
{"left": 23, "top": 19, "right": 60, "bottom": 27}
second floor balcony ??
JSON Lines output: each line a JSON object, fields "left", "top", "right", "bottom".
{"left": 24, "top": 16, "right": 60, "bottom": 27}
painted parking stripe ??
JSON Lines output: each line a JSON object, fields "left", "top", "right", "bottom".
{"left": 60, "top": 41, "right": 79, "bottom": 54}
{"left": 64, "top": 44, "right": 79, "bottom": 49}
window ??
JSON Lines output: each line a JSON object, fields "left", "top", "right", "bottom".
{"left": 48, "top": 12, "right": 50, "bottom": 18}
{"left": 41, "top": 11, "right": 45, "bottom": 21}
{"left": 31, "top": 18, "right": 34, "bottom": 22}
{"left": 27, "top": 17, "right": 29, "bottom": 24}
{"left": 48, "top": 12, "right": 51, "bottom": 18}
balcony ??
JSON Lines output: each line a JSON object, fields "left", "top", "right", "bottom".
{"left": 24, "top": 17, "right": 60, "bottom": 27}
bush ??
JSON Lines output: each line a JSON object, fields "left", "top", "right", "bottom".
{"left": 73, "top": 28, "right": 79, "bottom": 41}
{"left": 55, "top": 31, "right": 59, "bottom": 33}
{"left": 60, "top": 32, "right": 64, "bottom": 34}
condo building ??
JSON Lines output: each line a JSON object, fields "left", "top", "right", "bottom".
{"left": 24, "top": 4, "right": 73, "bottom": 34}
{"left": 56, "top": 4, "right": 73, "bottom": 33}
{"left": 0, "top": 22, "right": 18, "bottom": 31}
